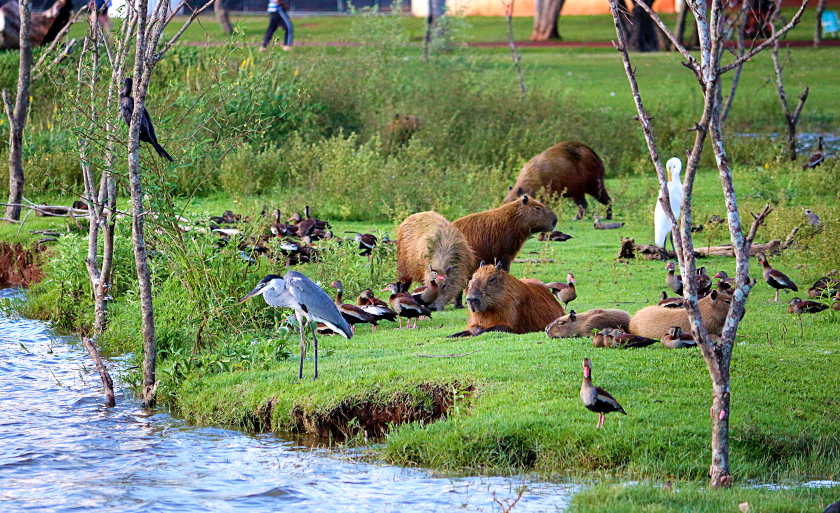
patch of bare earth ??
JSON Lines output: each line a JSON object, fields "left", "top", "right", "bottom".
{"left": 0, "top": 243, "right": 43, "bottom": 287}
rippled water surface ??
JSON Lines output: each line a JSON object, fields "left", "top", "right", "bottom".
{"left": 0, "top": 288, "right": 576, "bottom": 512}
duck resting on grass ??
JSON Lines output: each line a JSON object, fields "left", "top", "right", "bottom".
{"left": 580, "top": 358, "right": 626, "bottom": 429}
{"left": 239, "top": 273, "right": 352, "bottom": 380}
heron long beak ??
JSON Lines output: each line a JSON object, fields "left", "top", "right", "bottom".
{"left": 238, "top": 284, "right": 265, "bottom": 305}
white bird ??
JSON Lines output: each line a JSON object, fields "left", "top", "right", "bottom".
{"left": 654, "top": 157, "right": 683, "bottom": 247}
{"left": 239, "top": 272, "right": 352, "bottom": 380}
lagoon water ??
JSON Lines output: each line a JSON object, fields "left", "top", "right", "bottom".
{"left": 0, "top": 288, "right": 576, "bottom": 512}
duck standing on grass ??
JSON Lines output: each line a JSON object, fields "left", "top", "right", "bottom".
{"left": 580, "top": 358, "right": 626, "bottom": 429}
{"left": 382, "top": 283, "right": 431, "bottom": 329}
{"left": 756, "top": 253, "right": 797, "bottom": 302}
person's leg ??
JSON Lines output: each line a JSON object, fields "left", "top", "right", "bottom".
{"left": 262, "top": 12, "right": 281, "bottom": 48}
{"left": 277, "top": 7, "right": 294, "bottom": 47}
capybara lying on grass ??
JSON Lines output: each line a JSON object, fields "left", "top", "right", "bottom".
{"left": 545, "top": 309, "right": 631, "bottom": 339}
{"left": 629, "top": 290, "right": 733, "bottom": 339}
{"left": 503, "top": 141, "right": 612, "bottom": 220}
{"left": 449, "top": 262, "right": 564, "bottom": 337}
{"left": 397, "top": 211, "right": 475, "bottom": 309}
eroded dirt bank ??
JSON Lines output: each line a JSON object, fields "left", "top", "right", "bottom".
{"left": 0, "top": 243, "right": 43, "bottom": 288}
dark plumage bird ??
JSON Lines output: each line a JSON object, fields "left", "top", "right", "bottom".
{"left": 594, "top": 216, "right": 624, "bottom": 230}
{"left": 665, "top": 261, "right": 683, "bottom": 295}
{"left": 330, "top": 280, "right": 378, "bottom": 333}
{"left": 609, "top": 329, "right": 658, "bottom": 349}
{"left": 757, "top": 253, "right": 797, "bottom": 301}
{"left": 383, "top": 283, "right": 432, "bottom": 329}
{"left": 355, "top": 232, "right": 378, "bottom": 257}
{"left": 658, "top": 291, "right": 685, "bottom": 308}
{"left": 824, "top": 500, "right": 840, "bottom": 513}
{"left": 546, "top": 273, "right": 577, "bottom": 306}
{"left": 580, "top": 358, "right": 626, "bottom": 429}
{"left": 297, "top": 206, "right": 316, "bottom": 237}
{"left": 787, "top": 297, "right": 828, "bottom": 315}
{"left": 713, "top": 271, "right": 735, "bottom": 291}
{"left": 120, "top": 77, "right": 173, "bottom": 162}
{"left": 592, "top": 328, "right": 613, "bottom": 348}
{"left": 696, "top": 266, "right": 712, "bottom": 295}
{"left": 802, "top": 136, "right": 824, "bottom": 170}
{"left": 808, "top": 276, "right": 840, "bottom": 298}
{"left": 538, "top": 231, "right": 573, "bottom": 242}
{"left": 661, "top": 326, "right": 697, "bottom": 349}
{"left": 411, "top": 267, "right": 445, "bottom": 307}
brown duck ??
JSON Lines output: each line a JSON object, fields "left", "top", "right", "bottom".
{"left": 580, "top": 358, "right": 626, "bottom": 429}
{"left": 787, "top": 297, "right": 828, "bottom": 315}
{"left": 411, "top": 267, "right": 445, "bottom": 307}
{"left": 592, "top": 328, "right": 614, "bottom": 348}
{"left": 330, "top": 280, "right": 378, "bottom": 333}
{"left": 658, "top": 291, "right": 685, "bottom": 308}
{"left": 546, "top": 273, "right": 577, "bottom": 306}
{"left": 661, "top": 326, "right": 697, "bottom": 349}
{"left": 665, "top": 261, "right": 683, "bottom": 295}
{"left": 383, "top": 283, "right": 432, "bottom": 329}
{"left": 756, "top": 253, "right": 797, "bottom": 301}
{"left": 807, "top": 276, "right": 840, "bottom": 299}
{"left": 609, "top": 329, "right": 658, "bottom": 348}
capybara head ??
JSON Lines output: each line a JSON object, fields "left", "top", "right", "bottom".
{"left": 545, "top": 310, "right": 579, "bottom": 338}
{"left": 510, "top": 195, "right": 557, "bottom": 234}
{"left": 465, "top": 262, "right": 508, "bottom": 313}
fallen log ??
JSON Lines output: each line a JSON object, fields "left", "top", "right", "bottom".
{"left": 82, "top": 337, "right": 116, "bottom": 407}
{"left": 619, "top": 236, "right": 784, "bottom": 260}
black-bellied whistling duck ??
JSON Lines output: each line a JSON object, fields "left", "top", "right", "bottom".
{"left": 807, "top": 276, "right": 840, "bottom": 299}
{"left": 787, "top": 297, "right": 828, "bottom": 315}
{"left": 297, "top": 206, "right": 316, "bottom": 237}
{"left": 538, "top": 231, "right": 573, "bottom": 242}
{"left": 357, "top": 289, "right": 389, "bottom": 308}
{"left": 802, "top": 136, "right": 824, "bottom": 170}
{"left": 330, "top": 280, "right": 378, "bottom": 333}
{"left": 210, "top": 210, "right": 238, "bottom": 224}
{"left": 661, "top": 326, "right": 697, "bottom": 349}
{"left": 383, "top": 283, "right": 431, "bottom": 329}
{"left": 696, "top": 267, "right": 712, "bottom": 295}
{"left": 288, "top": 212, "right": 302, "bottom": 225}
{"left": 665, "top": 261, "right": 683, "bottom": 295}
{"left": 834, "top": 291, "right": 840, "bottom": 311}
{"left": 354, "top": 233, "right": 378, "bottom": 256}
{"left": 658, "top": 291, "right": 685, "bottom": 308}
{"left": 359, "top": 298, "right": 398, "bottom": 325}
{"left": 609, "top": 329, "right": 658, "bottom": 348}
{"left": 756, "top": 253, "right": 797, "bottom": 301}
{"left": 592, "top": 328, "right": 613, "bottom": 348}
{"left": 546, "top": 273, "right": 577, "bottom": 306}
{"left": 804, "top": 209, "right": 822, "bottom": 226}
{"left": 713, "top": 271, "right": 735, "bottom": 290}
{"left": 580, "top": 358, "right": 626, "bottom": 429}
{"left": 412, "top": 267, "right": 445, "bottom": 307}
{"left": 594, "top": 216, "right": 624, "bottom": 230}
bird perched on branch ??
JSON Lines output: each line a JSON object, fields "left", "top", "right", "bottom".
{"left": 120, "top": 77, "right": 173, "bottom": 162}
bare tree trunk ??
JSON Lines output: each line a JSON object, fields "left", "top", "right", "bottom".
{"left": 814, "top": 0, "right": 825, "bottom": 46}
{"left": 83, "top": 337, "right": 116, "bottom": 407}
{"left": 423, "top": 0, "right": 445, "bottom": 58}
{"left": 771, "top": 39, "right": 808, "bottom": 161}
{"left": 671, "top": 0, "right": 688, "bottom": 50}
{"left": 502, "top": 0, "right": 526, "bottom": 97}
{"left": 530, "top": 0, "right": 565, "bottom": 41}
{"left": 3, "top": 0, "right": 32, "bottom": 222}
{"left": 215, "top": 0, "right": 233, "bottom": 34}
{"left": 608, "top": 0, "right": 807, "bottom": 488}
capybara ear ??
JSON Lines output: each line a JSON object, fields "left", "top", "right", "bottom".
{"left": 711, "top": 290, "right": 718, "bottom": 301}
{"left": 509, "top": 186, "right": 513, "bottom": 191}
{"left": 479, "top": 260, "right": 486, "bottom": 267}
{"left": 495, "top": 261, "right": 504, "bottom": 270}
{"left": 517, "top": 186, "right": 523, "bottom": 196}
{"left": 569, "top": 310, "right": 577, "bottom": 322}
{"left": 522, "top": 195, "right": 529, "bottom": 205}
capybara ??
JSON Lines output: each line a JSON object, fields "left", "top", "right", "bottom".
{"left": 397, "top": 211, "right": 475, "bottom": 309}
{"left": 384, "top": 114, "right": 422, "bottom": 148}
{"left": 452, "top": 195, "right": 557, "bottom": 274}
{"left": 545, "top": 309, "right": 631, "bottom": 339}
{"left": 503, "top": 141, "right": 612, "bottom": 220}
{"left": 449, "top": 262, "right": 564, "bottom": 337}
{"left": 629, "top": 290, "right": 733, "bottom": 339}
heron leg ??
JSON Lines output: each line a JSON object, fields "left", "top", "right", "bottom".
{"left": 311, "top": 322, "right": 319, "bottom": 381}
{"left": 296, "top": 311, "right": 306, "bottom": 380}
{"left": 668, "top": 232, "right": 676, "bottom": 255}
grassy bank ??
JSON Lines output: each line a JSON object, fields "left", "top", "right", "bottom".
{"left": 1, "top": 9, "right": 838, "bottom": 510}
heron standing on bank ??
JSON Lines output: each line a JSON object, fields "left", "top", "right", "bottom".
{"left": 239, "top": 272, "right": 352, "bottom": 380}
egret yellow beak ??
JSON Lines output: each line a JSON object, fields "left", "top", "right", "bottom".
{"left": 667, "top": 167, "right": 671, "bottom": 183}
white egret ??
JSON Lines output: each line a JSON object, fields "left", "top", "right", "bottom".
{"left": 654, "top": 157, "right": 683, "bottom": 247}
{"left": 239, "top": 272, "right": 352, "bottom": 380}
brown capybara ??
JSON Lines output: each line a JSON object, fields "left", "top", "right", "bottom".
{"left": 503, "top": 141, "right": 612, "bottom": 220}
{"left": 545, "top": 309, "right": 631, "bottom": 339}
{"left": 397, "top": 211, "right": 475, "bottom": 310}
{"left": 452, "top": 195, "right": 557, "bottom": 274}
{"left": 449, "top": 262, "right": 564, "bottom": 337}
{"left": 384, "top": 114, "right": 422, "bottom": 148}
{"left": 629, "top": 290, "right": 733, "bottom": 339}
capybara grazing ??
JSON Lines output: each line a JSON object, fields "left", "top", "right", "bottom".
{"left": 452, "top": 195, "right": 557, "bottom": 274}
{"left": 545, "top": 309, "right": 631, "bottom": 339}
{"left": 384, "top": 114, "right": 422, "bottom": 148}
{"left": 629, "top": 290, "right": 733, "bottom": 339}
{"left": 503, "top": 141, "right": 612, "bottom": 220}
{"left": 397, "top": 211, "right": 475, "bottom": 309}
{"left": 449, "top": 262, "right": 564, "bottom": 337}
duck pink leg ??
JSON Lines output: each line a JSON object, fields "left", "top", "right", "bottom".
{"left": 398, "top": 317, "right": 403, "bottom": 329}
{"left": 774, "top": 290, "right": 780, "bottom": 302}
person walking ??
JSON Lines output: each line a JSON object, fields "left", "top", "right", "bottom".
{"left": 261, "top": 0, "right": 293, "bottom": 51}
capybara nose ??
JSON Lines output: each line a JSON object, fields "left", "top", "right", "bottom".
{"left": 466, "top": 297, "right": 480, "bottom": 309}
{"left": 551, "top": 215, "right": 558, "bottom": 228}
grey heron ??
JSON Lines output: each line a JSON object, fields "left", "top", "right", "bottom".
{"left": 239, "top": 272, "right": 352, "bottom": 380}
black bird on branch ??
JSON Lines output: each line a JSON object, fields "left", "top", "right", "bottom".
{"left": 120, "top": 77, "right": 173, "bottom": 162}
